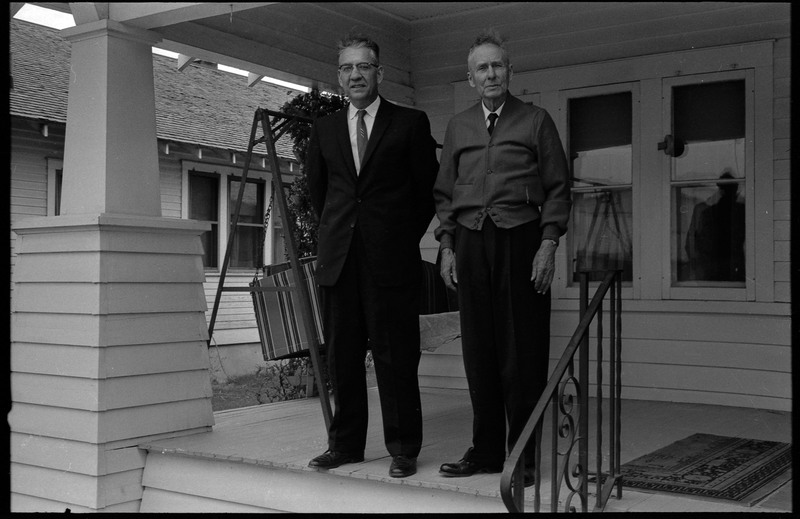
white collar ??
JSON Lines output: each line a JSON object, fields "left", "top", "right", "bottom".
{"left": 481, "top": 100, "right": 506, "bottom": 120}
{"left": 349, "top": 96, "right": 381, "bottom": 120}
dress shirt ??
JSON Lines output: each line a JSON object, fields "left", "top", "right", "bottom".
{"left": 348, "top": 96, "right": 380, "bottom": 173}
{"left": 482, "top": 102, "right": 505, "bottom": 130}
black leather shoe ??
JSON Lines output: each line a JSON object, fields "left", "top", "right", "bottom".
{"left": 389, "top": 455, "right": 417, "bottom": 478}
{"left": 308, "top": 450, "right": 364, "bottom": 469}
{"left": 439, "top": 457, "right": 502, "bottom": 477}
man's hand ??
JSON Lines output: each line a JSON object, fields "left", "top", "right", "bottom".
{"left": 531, "top": 240, "right": 557, "bottom": 294}
{"left": 440, "top": 248, "right": 458, "bottom": 291}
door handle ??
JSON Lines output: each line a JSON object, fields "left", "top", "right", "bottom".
{"left": 657, "top": 134, "right": 685, "bottom": 157}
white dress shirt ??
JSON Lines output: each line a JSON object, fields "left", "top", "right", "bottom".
{"left": 348, "top": 96, "right": 380, "bottom": 173}
{"left": 481, "top": 101, "right": 506, "bottom": 130}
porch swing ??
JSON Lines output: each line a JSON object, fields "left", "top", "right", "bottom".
{"left": 207, "top": 108, "right": 332, "bottom": 428}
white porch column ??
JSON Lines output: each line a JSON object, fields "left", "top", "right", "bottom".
{"left": 9, "top": 20, "right": 214, "bottom": 512}
{"left": 60, "top": 19, "right": 162, "bottom": 217}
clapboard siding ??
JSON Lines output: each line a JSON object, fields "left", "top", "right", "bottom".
{"left": 158, "top": 155, "right": 183, "bottom": 219}
{"left": 9, "top": 398, "right": 213, "bottom": 445}
{"left": 772, "top": 37, "right": 791, "bottom": 303}
{"left": 203, "top": 273, "right": 259, "bottom": 333}
{"left": 419, "top": 295, "right": 791, "bottom": 411}
{"left": 10, "top": 432, "right": 146, "bottom": 477}
{"left": 11, "top": 342, "right": 210, "bottom": 379}
{"left": 11, "top": 463, "right": 145, "bottom": 511}
{"left": 12, "top": 370, "right": 213, "bottom": 411}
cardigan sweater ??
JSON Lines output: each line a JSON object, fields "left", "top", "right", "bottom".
{"left": 433, "top": 94, "right": 571, "bottom": 251}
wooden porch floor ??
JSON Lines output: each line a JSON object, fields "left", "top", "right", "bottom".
{"left": 141, "top": 388, "right": 792, "bottom": 513}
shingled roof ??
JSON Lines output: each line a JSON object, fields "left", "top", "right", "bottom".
{"left": 9, "top": 18, "right": 300, "bottom": 159}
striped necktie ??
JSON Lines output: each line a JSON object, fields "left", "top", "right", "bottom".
{"left": 487, "top": 112, "right": 498, "bottom": 135}
{"left": 357, "top": 109, "right": 367, "bottom": 170}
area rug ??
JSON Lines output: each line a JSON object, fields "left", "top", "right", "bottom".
{"left": 620, "top": 433, "right": 792, "bottom": 505}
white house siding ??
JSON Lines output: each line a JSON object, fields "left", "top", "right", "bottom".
{"left": 159, "top": 156, "right": 183, "bottom": 219}
{"left": 414, "top": 3, "right": 790, "bottom": 411}
{"left": 772, "top": 38, "right": 791, "bottom": 304}
{"left": 9, "top": 118, "right": 64, "bottom": 297}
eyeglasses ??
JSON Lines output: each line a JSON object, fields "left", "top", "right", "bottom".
{"left": 338, "top": 62, "right": 378, "bottom": 75}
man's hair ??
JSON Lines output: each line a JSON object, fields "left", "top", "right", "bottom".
{"left": 337, "top": 32, "right": 380, "bottom": 64}
{"left": 467, "top": 29, "right": 509, "bottom": 64}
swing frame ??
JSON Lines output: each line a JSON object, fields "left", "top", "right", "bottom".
{"left": 207, "top": 108, "right": 332, "bottom": 429}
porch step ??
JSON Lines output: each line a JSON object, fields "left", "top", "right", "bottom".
{"left": 140, "top": 451, "right": 512, "bottom": 513}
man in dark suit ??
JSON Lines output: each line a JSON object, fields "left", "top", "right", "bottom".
{"left": 434, "top": 30, "right": 571, "bottom": 486}
{"left": 305, "top": 33, "right": 439, "bottom": 478}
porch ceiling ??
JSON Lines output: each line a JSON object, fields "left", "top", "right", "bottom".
{"left": 30, "top": 2, "right": 790, "bottom": 106}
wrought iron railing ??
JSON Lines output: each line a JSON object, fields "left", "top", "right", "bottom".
{"left": 500, "top": 270, "right": 623, "bottom": 512}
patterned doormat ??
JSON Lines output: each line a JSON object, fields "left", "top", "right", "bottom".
{"left": 620, "top": 433, "right": 792, "bottom": 506}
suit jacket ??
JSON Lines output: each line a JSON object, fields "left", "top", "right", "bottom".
{"left": 306, "top": 97, "right": 439, "bottom": 287}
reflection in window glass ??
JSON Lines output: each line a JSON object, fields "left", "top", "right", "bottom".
{"left": 674, "top": 179, "right": 745, "bottom": 284}
{"left": 573, "top": 145, "right": 632, "bottom": 187}
{"left": 674, "top": 138, "right": 745, "bottom": 182}
{"left": 573, "top": 190, "right": 633, "bottom": 280}
{"left": 568, "top": 92, "right": 633, "bottom": 282}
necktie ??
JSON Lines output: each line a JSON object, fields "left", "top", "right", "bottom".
{"left": 356, "top": 109, "right": 367, "bottom": 170}
{"left": 487, "top": 112, "right": 498, "bottom": 135}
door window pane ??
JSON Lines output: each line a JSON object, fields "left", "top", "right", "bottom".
{"left": 569, "top": 92, "right": 633, "bottom": 282}
{"left": 670, "top": 80, "right": 746, "bottom": 285}
{"left": 189, "top": 171, "right": 219, "bottom": 268}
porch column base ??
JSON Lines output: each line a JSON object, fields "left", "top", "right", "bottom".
{"left": 10, "top": 214, "right": 213, "bottom": 512}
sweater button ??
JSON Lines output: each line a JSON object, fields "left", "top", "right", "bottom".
{"left": 487, "top": 169, "right": 493, "bottom": 174}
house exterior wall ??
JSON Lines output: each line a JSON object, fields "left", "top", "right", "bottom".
{"left": 414, "top": 6, "right": 790, "bottom": 412}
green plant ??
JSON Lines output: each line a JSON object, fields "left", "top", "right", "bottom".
{"left": 260, "top": 357, "right": 316, "bottom": 402}
{"left": 281, "top": 90, "right": 348, "bottom": 258}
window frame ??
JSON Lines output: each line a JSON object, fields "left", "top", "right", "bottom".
{"left": 661, "top": 70, "right": 756, "bottom": 301}
{"left": 181, "top": 160, "right": 275, "bottom": 272}
{"left": 227, "top": 173, "right": 267, "bottom": 269}
{"left": 559, "top": 82, "right": 641, "bottom": 300}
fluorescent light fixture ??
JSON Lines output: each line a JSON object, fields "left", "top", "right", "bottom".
{"left": 262, "top": 77, "right": 310, "bottom": 93}
{"left": 14, "top": 4, "right": 75, "bottom": 29}
{"left": 153, "top": 48, "right": 180, "bottom": 59}
{"left": 218, "top": 64, "right": 249, "bottom": 77}
{"left": 218, "top": 64, "right": 308, "bottom": 92}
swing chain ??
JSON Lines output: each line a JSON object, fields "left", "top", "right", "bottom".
{"left": 258, "top": 190, "right": 275, "bottom": 276}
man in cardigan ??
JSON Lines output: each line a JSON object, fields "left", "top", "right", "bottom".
{"left": 305, "top": 33, "right": 439, "bottom": 478}
{"left": 433, "top": 30, "right": 571, "bottom": 486}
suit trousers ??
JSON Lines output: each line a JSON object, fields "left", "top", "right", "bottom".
{"left": 320, "top": 230, "right": 423, "bottom": 458}
{"left": 455, "top": 219, "right": 551, "bottom": 467}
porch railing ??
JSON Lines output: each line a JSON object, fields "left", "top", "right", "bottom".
{"left": 500, "top": 270, "right": 623, "bottom": 513}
